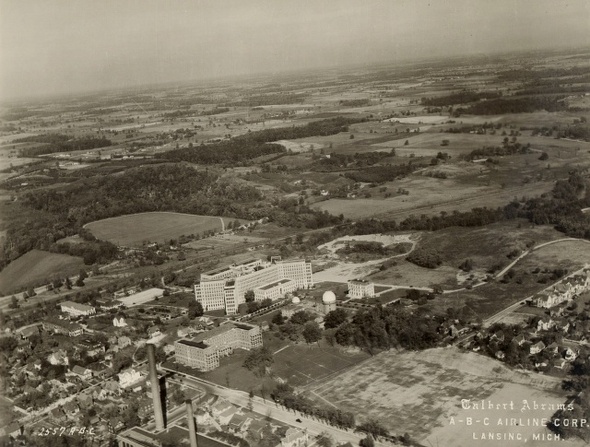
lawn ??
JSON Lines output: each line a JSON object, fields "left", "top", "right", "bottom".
{"left": 84, "top": 212, "right": 231, "bottom": 247}
{"left": 306, "top": 347, "right": 569, "bottom": 446}
{"left": 0, "top": 249, "right": 85, "bottom": 295}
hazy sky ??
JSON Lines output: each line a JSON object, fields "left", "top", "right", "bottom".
{"left": 1, "top": 0, "right": 588, "bottom": 101}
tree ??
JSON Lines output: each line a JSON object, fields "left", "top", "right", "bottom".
{"left": 290, "top": 310, "right": 312, "bottom": 325}
{"left": 188, "top": 300, "right": 204, "bottom": 319}
{"left": 9, "top": 296, "right": 18, "bottom": 309}
{"left": 27, "top": 286, "right": 36, "bottom": 298}
{"left": 272, "top": 311, "right": 285, "bottom": 325}
{"left": 302, "top": 321, "right": 322, "bottom": 345}
{"left": 359, "top": 436, "right": 375, "bottom": 447}
{"left": 324, "top": 308, "right": 347, "bottom": 329}
{"left": 243, "top": 347, "right": 273, "bottom": 376}
{"left": 404, "top": 139, "right": 409, "bottom": 145}
{"left": 79, "top": 269, "right": 88, "bottom": 281}
{"left": 316, "top": 432, "right": 333, "bottom": 447}
{"left": 539, "top": 152, "right": 549, "bottom": 160}
{"left": 245, "top": 290, "right": 255, "bottom": 303}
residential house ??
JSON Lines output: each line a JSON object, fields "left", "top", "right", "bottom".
{"left": 490, "top": 330, "right": 505, "bottom": 342}
{"left": 42, "top": 319, "right": 83, "bottom": 337}
{"left": 554, "top": 319, "right": 570, "bottom": 333}
{"left": 147, "top": 326, "right": 161, "bottom": 338}
{"left": 77, "top": 337, "right": 105, "bottom": 357}
{"left": 113, "top": 316, "right": 127, "bottom": 328}
{"left": 217, "top": 406, "right": 238, "bottom": 425}
{"left": 248, "top": 419, "right": 266, "bottom": 438}
{"left": 281, "top": 428, "right": 309, "bottom": 447}
{"left": 536, "top": 316, "right": 554, "bottom": 332}
{"left": 530, "top": 341, "right": 546, "bottom": 355}
{"left": 97, "top": 299, "right": 122, "bottom": 311}
{"left": 512, "top": 334, "right": 527, "bottom": 346}
{"left": 50, "top": 407, "right": 65, "bottom": 421}
{"left": 564, "top": 347, "right": 578, "bottom": 362}
{"left": 546, "top": 342, "right": 559, "bottom": 355}
{"left": 33, "top": 359, "right": 42, "bottom": 371}
{"left": 62, "top": 401, "right": 79, "bottom": 417}
{"left": 211, "top": 398, "right": 234, "bottom": 417}
{"left": 229, "top": 413, "right": 249, "bottom": 433}
{"left": 48, "top": 349, "right": 69, "bottom": 366}
{"left": 118, "top": 336, "right": 132, "bottom": 349}
{"left": 495, "top": 351, "right": 505, "bottom": 360}
{"left": 71, "top": 365, "right": 93, "bottom": 380}
{"left": 117, "top": 368, "right": 142, "bottom": 388}
{"left": 553, "top": 358, "right": 567, "bottom": 370}
{"left": 17, "top": 325, "right": 40, "bottom": 340}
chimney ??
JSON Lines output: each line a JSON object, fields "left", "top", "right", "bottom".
{"left": 185, "top": 400, "right": 198, "bottom": 447}
{"left": 147, "top": 343, "right": 165, "bottom": 430}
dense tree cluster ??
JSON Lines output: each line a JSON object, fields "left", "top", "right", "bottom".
{"left": 271, "top": 382, "right": 355, "bottom": 429}
{"left": 160, "top": 116, "right": 365, "bottom": 165}
{"left": 226, "top": 93, "right": 306, "bottom": 107}
{"left": 243, "top": 346, "right": 274, "bottom": 376}
{"left": 421, "top": 90, "right": 501, "bottom": 107}
{"left": 15, "top": 133, "right": 112, "bottom": 156}
{"left": 456, "top": 96, "right": 568, "bottom": 115}
{"left": 334, "top": 306, "right": 442, "bottom": 353}
{"left": 406, "top": 248, "right": 443, "bottom": 269}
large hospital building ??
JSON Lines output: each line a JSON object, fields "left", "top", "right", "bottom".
{"left": 194, "top": 258, "right": 313, "bottom": 315}
{"left": 174, "top": 322, "right": 263, "bottom": 371}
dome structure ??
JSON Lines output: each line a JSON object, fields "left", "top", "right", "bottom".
{"left": 291, "top": 296, "right": 301, "bottom": 304}
{"left": 322, "top": 291, "right": 336, "bottom": 304}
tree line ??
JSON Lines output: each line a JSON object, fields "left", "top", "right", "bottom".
{"left": 159, "top": 116, "right": 366, "bottom": 165}
{"left": 15, "top": 133, "right": 112, "bottom": 157}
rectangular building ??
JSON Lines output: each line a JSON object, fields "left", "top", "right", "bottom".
{"left": 194, "top": 258, "right": 313, "bottom": 315}
{"left": 60, "top": 301, "right": 96, "bottom": 317}
{"left": 174, "top": 322, "right": 262, "bottom": 371}
{"left": 347, "top": 279, "right": 375, "bottom": 299}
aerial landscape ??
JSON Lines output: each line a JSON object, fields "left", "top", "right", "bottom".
{"left": 0, "top": 1, "right": 589, "bottom": 446}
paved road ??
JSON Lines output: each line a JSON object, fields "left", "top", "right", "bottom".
{"left": 166, "top": 372, "right": 395, "bottom": 446}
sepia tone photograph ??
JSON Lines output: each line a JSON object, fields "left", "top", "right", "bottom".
{"left": 0, "top": 1, "right": 589, "bottom": 446}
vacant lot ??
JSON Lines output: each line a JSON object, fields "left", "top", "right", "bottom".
{"left": 183, "top": 233, "right": 266, "bottom": 251}
{"left": 307, "top": 347, "right": 572, "bottom": 446}
{"left": 272, "top": 343, "right": 369, "bottom": 387}
{"left": 0, "top": 249, "right": 84, "bottom": 295}
{"left": 85, "top": 212, "right": 229, "bottom": 246}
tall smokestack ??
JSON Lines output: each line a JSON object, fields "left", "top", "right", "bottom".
{"left": 185, "top": 400, "right": 198, "bottom": 447}
{"left": 147, "top": 343, "right": 165, "bottom": 430}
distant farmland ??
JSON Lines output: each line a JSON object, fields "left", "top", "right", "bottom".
{"left": 85, "top": 212, "right": 234, "bottom": 247}
{"left": 0, "top": 249, "right": 84, "bottom": 295}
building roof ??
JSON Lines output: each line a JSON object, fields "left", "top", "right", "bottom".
{"left": 72, "top": 365, "right": 90, "bottom": 375}
{"left": 61, "top": 301, "right": 95, "bottom": 312}
{"left": 116, "top": 288, "right": 164, "bottom": 307}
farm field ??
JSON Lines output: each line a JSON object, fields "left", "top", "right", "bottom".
{"left": 183, "top": 233, "right": 266, "bottom": 251}
{"left": 84, "top": 212, "right": 233, "bottom": 247}
{"left": 0, "top": 249, "right": 84, "bottom": 295}
{"left": 305, "top": 347, "right": 579, "bottom": 446}
{"left": 312, "top": 179, "right": 555, "bottom": 221}
{"left": 519, "top": 240, "right": 590, "bottom": 273}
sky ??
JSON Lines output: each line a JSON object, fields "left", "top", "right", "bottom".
{"left": 0, "top": 0, "right": 589, "bottom": 101}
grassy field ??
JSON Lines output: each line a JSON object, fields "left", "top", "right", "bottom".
{"left": 183, "top": 234, "right": 266, "bottom": 251}
{"left": 306, "top": 347, "right": 572, "bottom": 446}
{"left": 0, "top": 249, "right": 84, "bottom": 295}
{"left": 85, "top": 212, "right": 232, "bottom": 247}
{"left": 191, "top": 333, "right": 369, "bottom": 394}
{"left": 311, "top": 176, "right": 554, "bottom": 221}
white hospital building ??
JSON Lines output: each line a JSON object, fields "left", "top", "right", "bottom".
{"left": 194, "top": 258, "right": 313, "bottom": 315}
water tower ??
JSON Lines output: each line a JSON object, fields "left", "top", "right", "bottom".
{"left": 322, "top": 291, "right": 337, "bottom": 314}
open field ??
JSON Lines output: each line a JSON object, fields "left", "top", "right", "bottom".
{"left": 306, "top": 347, "right": 580, "bottom": 446}
{"left": 518, "top": 240, "right": 590, "bottom": 273}
{"left": 271, "top": 343, "right": 370, "bottom": 387}
{"left": 84, "top": 212, "right": 231, "bottom": 247}
{"left": 183, "top": 233, "right": 266, "bottom": 250}
{"left": 312, "top": 179, "right": 555, "bottom": 221}
{"left": 0, "top": 249, "right": 84, "bottom": 295}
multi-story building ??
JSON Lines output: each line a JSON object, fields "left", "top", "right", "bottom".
{"left": 60, "top": 301, "right": 96, "bottom": 317}
{"left": 347, "top": 279, "right": 375, "bottom": 299}
{"left": 42, "top": 319, "right": 83, "bottom": 337}
{"left": 174, "top": 322, "right": 262, "bottom": 371}
{"left": 194, "top": 258, "right": 313, "bottom": 315}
